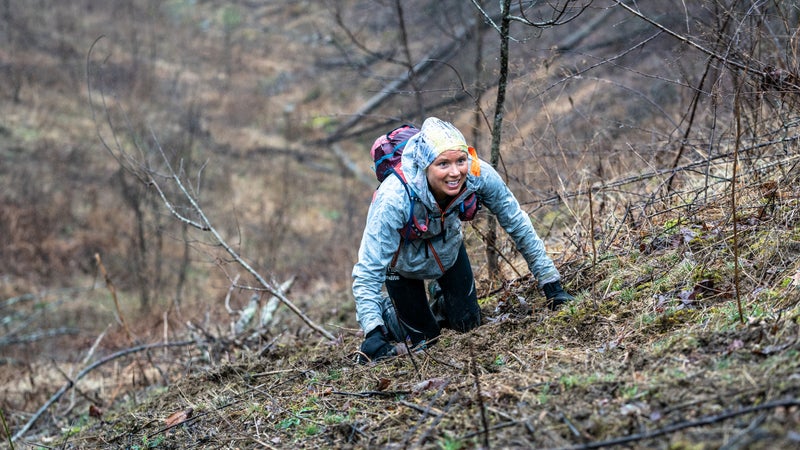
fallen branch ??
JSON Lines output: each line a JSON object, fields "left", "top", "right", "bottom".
{"left": 11, "top": 340, "right": 195, "bottom": 442}
{"left": 552, "top": 397, "right": 800, "bottom": 450}
{"left": 330, "top": 390, "right": 411, "bottom": 398}
{"left": 470, "top": 343, "right": 490, "bottom": 449}
{"left": 0, "top": 328, "right": 80, "bottom": 346}
{"left": 143, "top": 144, "right": 335, "bottom": 341}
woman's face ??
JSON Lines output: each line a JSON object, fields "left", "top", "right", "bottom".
{"left": 426, "top": 149, "right": 469, "bottom": 203}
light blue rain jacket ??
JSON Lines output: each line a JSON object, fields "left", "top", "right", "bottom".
{"left": 352, "top": 133, "right": 561, "bottom": 335}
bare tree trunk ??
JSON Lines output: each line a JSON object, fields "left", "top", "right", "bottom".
{"left": 470, "top": 0, "right": 486, "bottom": 145}
{"left": 394, "top": 0, "right": 426, "bottom": 120}
{"left": 117, "top": 167, "right": 151, "bottom": 310}
{"left": 484, "top": 0, "right": 512, "bottom": 283}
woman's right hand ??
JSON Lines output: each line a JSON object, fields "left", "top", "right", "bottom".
{"left": 358, "top": 326, "right": 397, "bottom": 363}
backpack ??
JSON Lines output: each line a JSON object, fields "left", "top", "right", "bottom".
{"left": 370, "top": 124, "right": 420, "bottom": 183}
{"left": 369, "top": 125, "right": 481, "bottom": 241}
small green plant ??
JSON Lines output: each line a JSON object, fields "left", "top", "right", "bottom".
{"left": 663, "top": 217, "right": 684, "bottom": 232}
{"left": 1, "top": 407, "right": 14, "bottom": 450}
{"left": 493, "top": 354, "right": 506, "bottom": 366}
{"left": 537, "top": 383, "right": 551, "bottom": 405}
{"left": 618, "top": 287, "right": 637, "bottom": 303}
{"left": 437, "top": 432, "right": 463, "bottom": 450}
{"left": 247, "top": 402, "right": 267, "bottom": 416}
{"left": 134, "top": 434, "right": 165, "bottom": 449}
{"left": 721, "top": 301, "right": 746, "bottom": 326}
{"left": 303, "top": 423, "right": 320, "bottom": 436}
{"left": 279, "top": 416, "right": 300, "bottom": 429}
{"left": 716, "top": 357, "right": 732, "bottom": 370}
{"left": 560, "top": 374, "right": 580, "bottom": 389}
{"left": 323, "top": 413, "right": 345, "bottom": 425}
{"left": 620, "top": 384, "right": 640, "bottom": 401}
{"left": 60, "top": 415, "right": 88, "bottom": 439}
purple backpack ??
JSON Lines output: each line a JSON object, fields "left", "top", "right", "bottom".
{"left": 370, "top": 124, "right": 420, "bottom": 182}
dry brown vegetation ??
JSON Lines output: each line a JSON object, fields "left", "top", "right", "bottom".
{"left": 2, "top": 0, "right": 800, "bottom": 448}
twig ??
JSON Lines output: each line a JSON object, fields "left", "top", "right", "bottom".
{"left": 559, "top": 411, "right": 582, "bottom": 438}
{"left": 732, "top": 84, "right": 744, "bottom": 324}
{"left": 330, "top": 390, "right": 411, "bottom": 398}
{"left": 469, "top": 343, "right": 490, "bottom": 449}
{"left": 719, "top": 412, "right": 767, "bottom": 450}
{"left": 399, "top": 400, "right": 440, "bottom": 415}
{"left": 150, "top": 133, "right": 335, "bottom": 341}
{"left": 521, "top": 133, "right": 800, "bottom": 210}
{"left": 11, "top": 340, "right": 195, "bottom": 442}
{"left": 612, "top": 0, "right": 785, "bottom": 84}
{"left": 0, "top": 328, "right": 80, "bottom": 346}
{"left": 0, "top": 407, "right": 14, "bottom": 450}
{"left": 81, "top": 325, "right": 110, "bottom": 365}
{"left": 459, "top": 419, "right": 519, "bottom": 440}
{"left": 403, "top": 379, "right": 451, "bottom": 447}
{"left": 551, "top": 398, "right": 800, "bottom": 450}
{"left": 224, "top": 274, "right": 241, "bottom": 315}
{"left": 415, "top": 392, "right": 457, "bottom": 447}
{"left": 94, "top": 253, "right": 135, "bottom": 342}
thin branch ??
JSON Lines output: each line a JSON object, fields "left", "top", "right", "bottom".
{"left": 0, "top": 328, "right": 80, "bottom": 346}
{"left": 552, "top": 397, "right": 800, "bottom": 450}
{"left": 150, "top": 132, "right": 335, "bottom": 341}
{"left": 522, "top": 134, "right": 800, "bottom": 209}
{"left": 469, "top": 343, "right": 490, "bottom": 449}
{"left": 511, "top": 0, "right": 589, "bottom": 28}
{"left": 11, "top": 340, "right": 196, "bottom": 442}
{"left": 613, "top": 0, "right": 800, "bottom": 92}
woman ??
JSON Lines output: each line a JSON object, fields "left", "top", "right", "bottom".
{"left": 352, "top": 117, "right": 573, "bottom": 362}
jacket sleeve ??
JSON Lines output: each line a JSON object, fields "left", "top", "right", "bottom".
{"left": 475, "top": 161, "right": 560, "bottom": 285}
{"left": 351, "top": 179, "right": 408, "bottom": 334}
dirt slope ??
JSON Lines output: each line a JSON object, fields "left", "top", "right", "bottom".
{"left": 2, "top": 1, "right": 800, "bottom": 449}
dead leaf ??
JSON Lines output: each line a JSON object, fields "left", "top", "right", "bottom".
{"left": 726, "top": 339, "right": 744, "bottom": 354}
{"left": 411, "top": 377, "right": 448, "bottom": 394}
{"left": 376, "top": 377, "right": 391, "bottom": 391}
{"left": 165, "top": 408, "right": 194, "bottom": 427}
{"left": 89, "top": 404, "right": 103, "bottom": 418}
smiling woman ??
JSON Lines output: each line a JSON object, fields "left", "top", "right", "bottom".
{"left": 426, "top": 150, "right": 469, "bottom": 204}
{"left": 352, "top": 117, "right": 575, "bottom": 363}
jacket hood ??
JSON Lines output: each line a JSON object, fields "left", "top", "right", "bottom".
{"left": 401, "top": 117, "right": 481, "bottom": 209}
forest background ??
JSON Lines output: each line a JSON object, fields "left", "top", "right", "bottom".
{"left": 2, "top": 0, "right": 799, "bottom": 448}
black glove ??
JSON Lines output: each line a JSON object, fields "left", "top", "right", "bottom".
{"left": 358, "top": 326, "right": 396, "bottom": 363}
{"left": 542, "top": 280, "right": 575, "bottom": 311}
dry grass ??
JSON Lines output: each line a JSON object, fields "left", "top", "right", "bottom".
{"left": 2, "top": 1, "right": 800, "bottom": 448}
{"left": 4, "top": 175, "right": 796, "bottom": 449}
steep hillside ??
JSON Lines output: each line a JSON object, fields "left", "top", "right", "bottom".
{"left": 2, "top": 0, "right": 800, "bottom": 448}
{"left": 23, "top": 181, "right": 800, "bottom": 448}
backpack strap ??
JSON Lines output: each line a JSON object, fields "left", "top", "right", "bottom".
{"left": 388, "top": 165, "right": 432, "bottom": 269}
{"left": 390, "top": 166, "right": 428, "bottom": 239}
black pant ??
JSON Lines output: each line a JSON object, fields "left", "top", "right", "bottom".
{"left": 385, "top": 243, "right": 481, "bottom": 346}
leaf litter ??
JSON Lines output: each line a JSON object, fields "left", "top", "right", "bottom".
{"left": 11, "top": 164, "right": 800, "bottom": 450}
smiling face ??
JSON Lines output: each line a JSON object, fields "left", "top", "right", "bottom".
{"left": 426, "top": 149, "right": 469, "bottom": 204}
